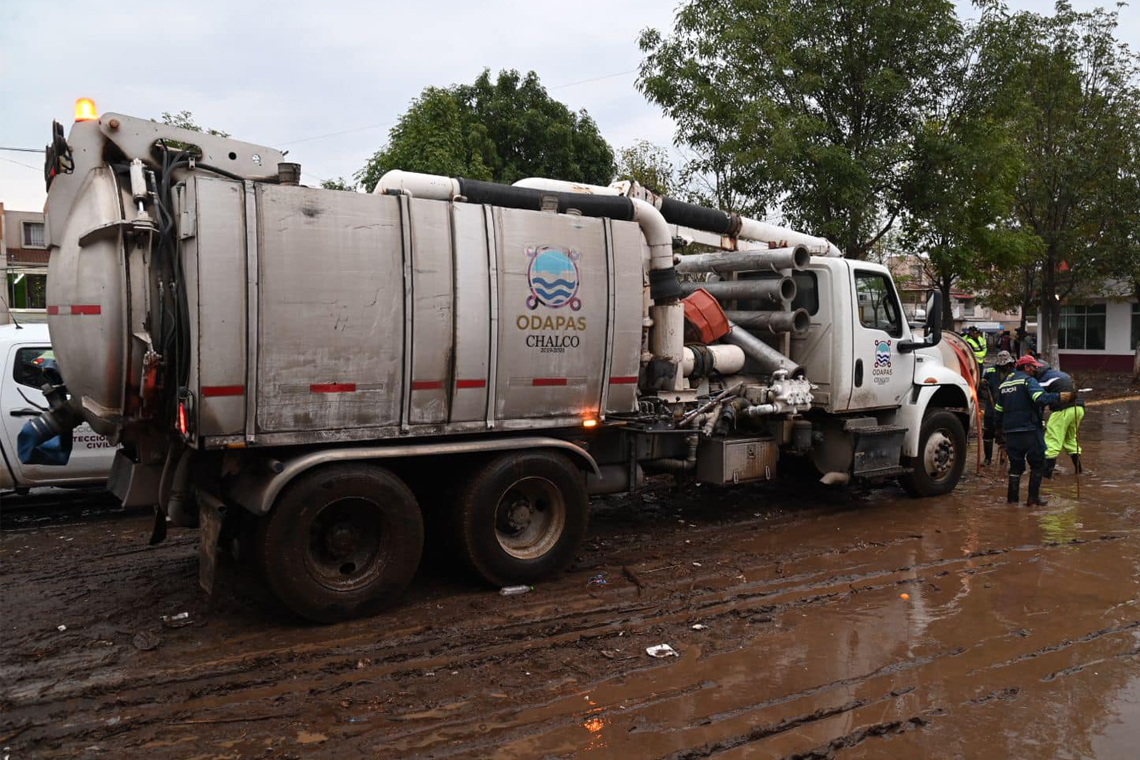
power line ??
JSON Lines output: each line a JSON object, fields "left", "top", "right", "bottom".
{"left": 275, "top": 121, "right": 395, "bottom": 148}
{"left": 0, "top": 147, "right": 45, "bottom": 153}
{"left": 549, "top": 68, "right": 639, "bottom": 91}
{"left": 0, "top": 155, "right": 41, "bottom": 172}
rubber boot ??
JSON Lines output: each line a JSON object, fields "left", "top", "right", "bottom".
{"left": 1043, "top": 457, "right": 1057, "bottom": 479}
{"left": 983, "top": 439, "right": 993, "bottom": 466}
{"left": 1007, "top": 475, "right": 1021, "bottom": 504}
{"left": 1027, "top": 471, "right": 1048, "bottom": 507}
{"left": 1071, "top": 454, "right": 1083, "bottom": 474}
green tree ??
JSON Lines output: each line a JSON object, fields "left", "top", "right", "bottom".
{"left": 614, "top": 140, "right": 675, "bottom": 196}
{"left": 900, "top": 12, "right": 1036, "bottom": 325}
{"left": 357, "top": 70, "right": 614, "bottom": 192}
{"left": 638, "top": 0, "right": 962, "bottom": 257}
{"left": 159, "top": 110, "right": 229, "bottom": 138}
{"left": 1105, "top": 120, "right": 1140, "bottom": 307}
{"left": 320, "top": 177, "right": 356, "bottom": 192}
{"left": 998, "top": 1, "right": 1140, "bottom": 364}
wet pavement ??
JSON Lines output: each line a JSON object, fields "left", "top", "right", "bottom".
{"left": 2, "top": 400, "right": 1138, "bottom": 759}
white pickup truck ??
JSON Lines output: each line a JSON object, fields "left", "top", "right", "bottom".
{"left": 0, "top": 323, "right": 115, "bottom": 493}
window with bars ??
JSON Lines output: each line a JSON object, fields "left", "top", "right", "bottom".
{"left": 22, "top": 222, "right": 45, "bottom": 248}
{"left": 1058, "top": 304, "right": 1106, "bottom": 350}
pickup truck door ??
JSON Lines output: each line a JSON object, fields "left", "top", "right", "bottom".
{"left": 0, "top": 342, "right": 115, "bottom": 486}
{"left": 844, "top": 267, "right": 916, "bottom": 411}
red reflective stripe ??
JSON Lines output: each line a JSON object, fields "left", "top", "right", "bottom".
{"left": 411, "top": 380, "right": 444, "bottom": 391}
{"left": 609, "top": 376, "right": 638, "bottom": 385}
{"left": 46, "top": 304, "right": 101, "bottom": 315}
{"left": 456, "top": 379, "right": 487, "bottom": 389}
{"left": 532, "top": 378, "right": 567, "bottom": 387}
{"left": 311, "top": 383, "right": 356, "bottom": 393}
{"left": 201, "top": 385, "right": 245, "bottom": 397}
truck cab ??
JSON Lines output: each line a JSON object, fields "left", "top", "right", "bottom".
{"left": 0, "top": 323, "right": 116, "bottom": 492}
{"left": 792, "top": 258, "right": 971, "bottom": 493}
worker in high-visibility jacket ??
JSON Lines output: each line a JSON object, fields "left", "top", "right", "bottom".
{"left": 994, "top": 355, "right": 1069, "bottom": 506}
{"left": 964, "top": 326, "right": 988, "bottom": 378}
{"left": 1038, "top": 364, "right": 1084, "bottom": 478}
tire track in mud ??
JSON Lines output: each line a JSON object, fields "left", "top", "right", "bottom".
{"left": 5, "top": 533, "right": 1113, "bottom": 712}
{"left": 3, "top": 517, "right": 1133, "bottom": 758}
{"left": 13, "top": 535, "right": 1121, "bottom": 760}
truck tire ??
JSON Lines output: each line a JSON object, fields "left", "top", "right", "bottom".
{"left": 453, "top": 450, "right": 588, "bottom": 586}
{"left": 899, "top": 410, "right": 967, "bottom": 498}
{"left": 256, "top": 463, "right": 423, "bottom": 623}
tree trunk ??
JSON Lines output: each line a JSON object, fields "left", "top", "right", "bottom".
{"left": 940, "top": 278, "right": 954, "bottom": 328}
{"left": 1039, "top": 249, "right": 1060, "bottom": 366}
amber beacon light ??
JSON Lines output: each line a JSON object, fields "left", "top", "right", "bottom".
{"left": 74, "top": 98, "right": 98, "bottom": 122}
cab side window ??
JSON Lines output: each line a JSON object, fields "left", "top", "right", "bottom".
{"left": 854, "top": 272, "right": 902, "bottom": 337}
{"left": 13, "top": 347, "right": 53, "bottom": 389}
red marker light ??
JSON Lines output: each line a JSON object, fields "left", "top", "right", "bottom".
{"left": 178, "top": 402, "right": 188, "bottom": 436}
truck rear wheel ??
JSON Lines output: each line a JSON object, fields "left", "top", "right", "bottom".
{"left": 256, "top": 463, "right": 423, "bottom": 623}
{"left": 453, "top": 451, "right": 588, "bottom": 586}
{"left": 899, "top": 410, "right": 966, "bottom": 497}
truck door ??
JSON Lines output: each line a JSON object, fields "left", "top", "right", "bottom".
{"left": 845, "top": 267, "right": 916, "bottom": 410}
{"left": 1, "top": 343, "right": 115, "bottom": 486}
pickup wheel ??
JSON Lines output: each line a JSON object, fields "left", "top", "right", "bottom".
{"left": 256, "top": 463, "right": 423, "bottom": 623}
{"left": 453, "top": 451, "right": 588, "bottom": 586}
{"left": 900, "top": 410, "right": 966, "bottom": 497}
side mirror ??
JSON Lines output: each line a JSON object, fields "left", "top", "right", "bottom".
{"left": 899, "top": 292, "right": 943, "bottom": 353}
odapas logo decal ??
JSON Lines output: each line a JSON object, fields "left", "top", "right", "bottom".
{"left": 518, "top": 245, "right": 586, "bottom": 353}
{"left": 526, "top": 246, "right": 581, "bottom": 311}
{"left": 873, "top": 339, "right": 893, "bottom": 384}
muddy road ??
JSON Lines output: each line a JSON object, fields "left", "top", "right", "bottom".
{"left": 2, "top": 400, "right": 1139, "bottom": 759}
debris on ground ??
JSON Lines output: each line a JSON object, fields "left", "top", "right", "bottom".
{"left": 499, "top": 585, "right": 532, "bottom": 597}
{"left": 160, "top": 612, "right": 193, "bottom": 628}
{"left": 588, "top": 574, "right": 608, "bottom": 586}
{"left": 131, "top": 631, "right": 162, "bottom": 652}
{"left": 621, "top": 565, "right": 646, "bottom": 592}
{"left": 646, "top": 644, "right": 679, "bottom": 658}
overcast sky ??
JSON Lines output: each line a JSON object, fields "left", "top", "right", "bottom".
{"left": 2, "top": 1, "right": 1137, "bottom": 212}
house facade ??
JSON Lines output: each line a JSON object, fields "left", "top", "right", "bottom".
{"left": 887, "top": 253, "right": 1021, "bottom": 334}
{"left": 1, "top": 205, "right": 49, "bottom": 324}
{"left": 1041, "top": 285, "right": 1139, "bottom": 372}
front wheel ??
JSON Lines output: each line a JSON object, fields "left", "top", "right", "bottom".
{"left": 899, "top": 410, "right": 967, "bottom": 497}
{"left": 452, "top": 450, "right": 589, "bottom": 586}
{"left": 256, "top": 463, "right": 424, "bottom": 623}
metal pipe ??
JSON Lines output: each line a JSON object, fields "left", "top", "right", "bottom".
{"left": 519, "top": 177, "right": 842, "bottom": 256}
{"left": 680, "top": 278, "right": 795, "bottom": 304}
{"left": 166, "top": 447, "right": 196, "bottom": 528}
{"left": 723, "top": 324, "right": 805, "bottom": 378}
{"left": 737, "top": 218, "right": 842, "bottom": 257}
{"left": 676, "top": 246, "right": 810, "bottom": 275}
{"left": 375, "top": 169, "right": 460, "bottom": 199}
{"left": 677, "top": 382, "right": 743, "bottom": 427}
{"left": 682, "top": 344, "right": 746, "bottom": 377}
{"left": 723, "top": 308, "right": 810, "bottom": 336}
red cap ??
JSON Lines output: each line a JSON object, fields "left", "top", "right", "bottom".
{"left": 1016, "top": 355, "right": 1044, "bottom": 369}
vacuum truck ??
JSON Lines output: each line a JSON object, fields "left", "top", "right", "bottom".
{"left": 22, "top": 102, "right": 973, "bottom": 621}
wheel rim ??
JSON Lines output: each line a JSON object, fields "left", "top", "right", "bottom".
{"left": 304, "top": 497, "right": 386, "bottom": 591}
{"left": 922, "top": 429, "right": 956, "bottom": 482}
{"left": 493, "top": 476, "right": 567, "bottom": 560}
